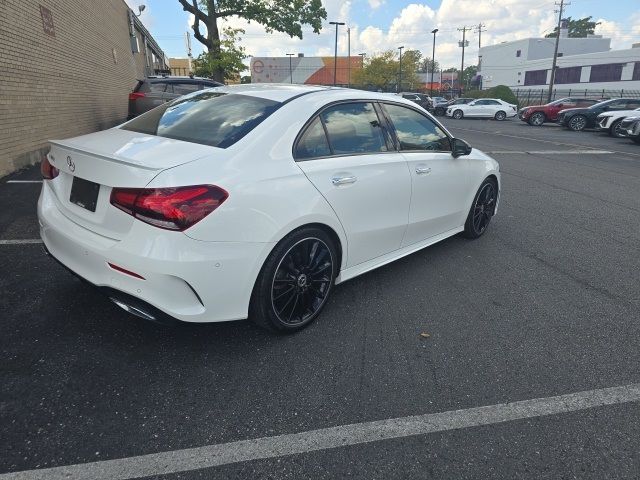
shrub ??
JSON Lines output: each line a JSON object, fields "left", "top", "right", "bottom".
{"left": 464, "top": 85, "right": 519, "bottom": 106}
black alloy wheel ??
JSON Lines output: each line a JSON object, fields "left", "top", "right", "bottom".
{"left": 568, "top": 115, "right": 587, "bottom": 131}
{"left": 494, "top": 111, "right": 507, "bottom": 121}
{"left": 463, "top": 179, "right": 498, "bottom": 239}
{"left": 528, "top": 112, "right": 545, "bottom": 126}
{"left": 250, "top": 227, "right": 337, "bottom": 332}
{"left": 610, "top": 119, "right": 626, "bottom": 138}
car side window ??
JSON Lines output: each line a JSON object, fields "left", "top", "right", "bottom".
{"left": 149, "top": 82, "right": 167, "bottom": 94}
{"left": 172, "top": 82, "right": 200, "bottom": 95}
{"left": 624, "top": 100, "right": 640, "bottom": 109}
{"left": 383, "top": 103, "right": 451, "bottom": 152}
{"left": 486, "top": 100, "right": 500, "bottom": 105}
{"left": 320, "top": 102, "right": 388, "bottom": 155}
{"left": 295, "top": 117, "right": 332, "bottom": 160}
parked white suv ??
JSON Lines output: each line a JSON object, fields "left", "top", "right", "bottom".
{"left": 596, "top": 107, "right": 640, "bottom": 138}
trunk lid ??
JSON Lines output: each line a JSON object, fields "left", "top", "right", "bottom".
{"left": 46, "top": 128, "right": 218, "bottom": 240}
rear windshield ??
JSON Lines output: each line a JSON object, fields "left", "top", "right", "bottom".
{"left": 121, "top": 92, "right": 281, "bottom": 148}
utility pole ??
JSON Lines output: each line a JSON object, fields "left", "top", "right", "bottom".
{"left": 286, "top": 53, "right": 295, "bottom": 83}
{"left": 398, "top": 46, "right": 404, "bottom": 92}
{"left": 329, "top": 21, "right": 345, "bottom": 86}
{"left": 474, "top": 23, "right": 486, "bottom": 90}
{"left": 457, "top": 26, "right": 470, "bottom": 95}
{"left": 548, "top": 0, "right": 569, "bottom": 102}
{"left": 185, "top": 31, "right": 193, "bottom": 74}
{"left": 347, "top": 27, "right": 351, "bottom": 88}
{"left": 430, "top": 29, "right": 438, "bottom": 97}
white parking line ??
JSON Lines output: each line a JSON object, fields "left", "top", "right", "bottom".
{"left": 487, "top": 150, "right": 613, "bottom": 155}
{"left": 2, "top": 382, "right": 639, "bottom": 480}
{"left": 449, "top": 125, "right": 640, "bottom": 158}
{"left": 5, "top": 180, "right": 42, "bottom": 184}
{"left": 0, "top": 239, "right": 42, "bottom": 245}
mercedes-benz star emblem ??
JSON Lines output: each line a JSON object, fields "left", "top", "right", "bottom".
{"left": 66, "top": 156, "right": 75, "bottom": 172}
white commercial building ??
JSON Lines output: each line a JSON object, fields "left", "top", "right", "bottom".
{"left": 478, "top": 37, "right": 640, "bottom": 91}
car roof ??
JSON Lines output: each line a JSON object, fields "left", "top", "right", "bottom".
{"left": 147, "top": 76, "right": 218, "bottom": 82}
{"left": 202, "top": 84, "right": 425, "bottom": 106}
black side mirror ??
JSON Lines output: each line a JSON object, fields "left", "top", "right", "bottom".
{"left": 451, "top": 138, "right": 472, "bottom": 158}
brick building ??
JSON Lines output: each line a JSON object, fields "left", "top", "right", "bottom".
{"left": 0, "top": 1, "right": 168, "bottom": 177}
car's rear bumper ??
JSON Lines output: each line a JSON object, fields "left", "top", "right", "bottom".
{"left": 38, "top": 183, "right": 274, "bottom": 323}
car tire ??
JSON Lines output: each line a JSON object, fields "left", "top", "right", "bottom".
{"left": 610, "top": 119, "right": 626, "bottom": 138}
{"left": 528, "top": 112, "right": 545, "bottom": 126}
{"left": 453, "top": 109, "right": 464, "bottom": 119}
{"left": 435, "top": 107, "right": 445, "bottom": 116}
{"left": 568, "top": 115, "right": 587, "bottom": 131}
{"left": 249, "top": 227, "right": 337, "bottom": 333}
{"left": 462, "top": 178, "right": 498, "bottom": 239}
{"left": 494, "top": 111, "right": 507, "bottom": 121}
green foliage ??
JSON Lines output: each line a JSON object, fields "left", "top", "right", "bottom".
{"left": 353, "top": 50, "right": 421, "bottom": 91}
{"left": 192, "top": 27, "right": 246, "bottom": 80}
{"left": 465, "top": 85, "right": 519, "bottom": 105}
{"left": 179, "top": 0, "right": 327, "bottom": 81}
{"left": 545, "top": 16, "right": 600, "bottom": 38}
{"left": 461, "top": 65, "right": 478, "bottom": 87}
{"left": 418, "top": 57, "right": 440, "bottom": 73}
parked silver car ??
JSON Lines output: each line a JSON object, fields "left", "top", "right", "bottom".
{"left": 127, "top": 76, "right": 223, "bottom": 119}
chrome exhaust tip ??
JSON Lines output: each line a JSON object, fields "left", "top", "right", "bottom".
{"left": 109, "top": 297, "right": 157, "bottom": 322}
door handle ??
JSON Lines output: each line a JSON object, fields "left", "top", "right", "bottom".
{"left": 331, "top": 175, "right": 357, "bottom": 186}
{"left": 415, "top": 166, "right": 432, "bottom": 175}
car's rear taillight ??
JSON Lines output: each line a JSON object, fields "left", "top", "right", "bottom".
{"left": 110, "top": 185, "right": 228, "bottom": 231}
{"left": 41, "top": 155, "right": 59, "bottom": 180}
{"left": 129, "top": 92, "right": 146, "bottom": 101}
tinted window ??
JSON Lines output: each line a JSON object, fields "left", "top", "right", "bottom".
{"left": 295, "top": 117, "right": 331, "bottom": 159}
{"left": 320, "top": 103, "right": 387, "bottom": 155}
{"left": 384, "top": 103, "right": 451, "bottom": 152}
{"left": 149, "top": 82, "right": 167, "bottom": 93}
{"left": 485, "top": 100, "right": 501, "bottom": 105}
{"left": 172, "top": 82, "right": 200, "bottom": 95}
{"left": 624, "top": 100, "right": 640, "bottom": 109}
{"left": 121, "top": 92, "right": 280, "bottom": 148}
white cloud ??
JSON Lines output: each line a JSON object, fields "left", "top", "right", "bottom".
{"left": 175, "top": 0, "right": 640, "bottom": 71}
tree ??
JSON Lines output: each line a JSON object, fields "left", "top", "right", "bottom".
{"left": 353, "top": 50, "right": 420, "bottom": 91}
{"left": 462, "top": 65, "right": 478, "bottom": 88}
{"left": 545, "top": 16, "right": 600, "bottom": 38}
{"left": 418, "top": 57, "right": 439, "bottom": 74}
{"left": 178, "top": 0, "right": 326, "bottom": 82}
{"left": 192, "top": 27, "right": 246, "bottom": 81}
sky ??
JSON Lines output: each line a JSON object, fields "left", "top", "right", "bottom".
{"left": 126, "top": 0, "right": 640, "bottom": 70}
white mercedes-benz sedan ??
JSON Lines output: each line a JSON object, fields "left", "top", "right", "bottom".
{"left": 38, "top": 84, "right": 500, "bottom": 332}
{"left": 446, "top": 98, "right": 517, "bottom": 120}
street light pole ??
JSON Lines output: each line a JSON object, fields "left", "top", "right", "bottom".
{"left": 430, "top": 29, "right": 438, "bottom": 96}
{"left": 398, "top": 46, "right": 404, "bottom": 92}
{"left": 347, "top": 27, "right": 351, "bottom": 88}
{"left": 329, "top": 21, "right": 345, "bottom": 86}
{"left": 286, "top": 53, "right": 294, "bottom": 84}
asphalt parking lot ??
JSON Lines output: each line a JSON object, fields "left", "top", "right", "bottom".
{"left": 2, "top": 118, "right": 640, "bottom": 479}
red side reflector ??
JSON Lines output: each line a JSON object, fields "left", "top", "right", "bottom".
{"left": 108, "top": 262, "right": 145, "bottom": 280}
{"left": 129, "top": 92, "right": 146, "bottom": 101}
{"left": 41, "top": 155, "right": 59, "bottom": 180}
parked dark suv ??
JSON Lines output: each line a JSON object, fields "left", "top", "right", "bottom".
{"left": 557, "top": 98, "right": 640, "bottom": 131}
{"left": 128, "top": 76, "right": 223, "bottom": 119}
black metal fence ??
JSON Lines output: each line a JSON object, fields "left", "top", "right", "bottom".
{"left": 514, "top": 88, "right": 640, "bottom": 107}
